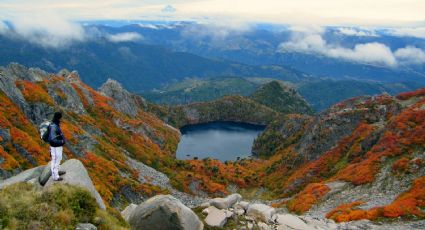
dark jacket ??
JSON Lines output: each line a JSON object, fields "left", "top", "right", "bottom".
{"left": 49, "top": 123, "right": 65, "bottom": 147}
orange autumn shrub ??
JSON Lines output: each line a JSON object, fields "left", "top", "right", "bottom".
{"left": 381, "top": 176, "right": 425, "bottom": 218}
{"left": 15, "top": 80, "right": 54, "bottom": 105}
{"left": 392, "top": 157, "right": 410, "bottom": 174}
{"left": 327, "top": 176, "right": 425, "bottom": 222}
{"left": 326, "top": 201, "right": 379, "bottom": 222}
{"left": 396, "top": 87, "right": 425, "bottom": 100}
{"left": 287, "top": 183, "right": 330, "bottom": 214}
{"left": 280, "top": 123, "right": 374, "bottom": 194}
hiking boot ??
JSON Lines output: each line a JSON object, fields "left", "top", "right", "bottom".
{"left": 54, "top": 177, "right": 64, "bottom": 181}
{"left": 59, "top": 171, "right": 66, "bottom": 176}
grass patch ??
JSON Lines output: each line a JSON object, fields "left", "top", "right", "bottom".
{"left": 0, "top": 182, "right": 129, "bottom": 230}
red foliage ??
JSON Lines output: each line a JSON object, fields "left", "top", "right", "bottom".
{"left": 287, "top": 183, "right": 330, "bottom": 214}
{"left": 396, "top": 87, "right": 425, "bottom": 100}
{"left": 392, "top": 157, "right": 410, "bottom": 174}
{"left": 15, "top": 80, "right": 54, "bottom": 105}
{"left": 327, "top": 176, "right": 425, "bottom": 222}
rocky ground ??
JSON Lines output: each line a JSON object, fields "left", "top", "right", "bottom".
{"left": 126, "top": 156, "right": 207, "bottom": 207}
{"left": 125, "top": 153, "right": 425, "bottom": 230}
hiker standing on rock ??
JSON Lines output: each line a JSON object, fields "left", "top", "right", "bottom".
{"left": 49, "top": 112, "right": 66, "bottom": 181}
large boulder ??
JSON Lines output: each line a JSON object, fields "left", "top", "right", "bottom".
{"left": 246, "top": 204, "right": 275, "bottom": 223}
{"left": 210, "top": 193, "right": 242, "bottom": 209}
{"left": 45, "top": 159, "right": 106, "bottom": 210}
{"left": 0, "top": 166, "right": 44, "bottom": 189}
{"left": 128, "top": 195, "right": 203, "bottom": 230}
{"left": 121, "top": 203, "right": 138, "bottom": 222}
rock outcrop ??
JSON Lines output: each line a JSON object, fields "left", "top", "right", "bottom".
{"left": 45, "top": 159, "right": 106, "bottom": 210}
{"left": 99, "top": 79, "right": 146, "bottom": 117}
{"left": 128, "top": 195, "right": 203, "bottom": 230}
{"left": 0, "top": 165, "right": 44, "bottom": 189}
{"left": 0, "top": 159, "right": 106, "bottom": 210}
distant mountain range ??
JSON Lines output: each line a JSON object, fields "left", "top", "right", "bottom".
{"left": 1, "top": 21, "right": 424, "bottom": 111}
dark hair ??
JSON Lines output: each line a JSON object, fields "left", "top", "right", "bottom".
{"left": 52, "top": 112, "right": 62, "bottom": 124}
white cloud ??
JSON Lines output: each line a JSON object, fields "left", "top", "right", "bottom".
{"left": 7, "top": 12, "right": 85, "bottom": 48}
{"left": 279, "top": 27, "right": 425, "bottom": 66}
{"left": 181, "top": 20, "right": 252, "bottom": 40}
{"left": 106, "top": 32, "right": 143, "bottom": 42}
{"left": 388, "top": 27, "right": 425, "bottom": 39}
{"left": 394, "top": 46, "right": 425, "bottom": 65}
{"left": 336, "top": 28, "right": 378, "bottom": 37}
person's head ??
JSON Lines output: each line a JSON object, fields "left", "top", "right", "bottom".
{"left": 52, "top": 112, "right": 62, "bottom": 124}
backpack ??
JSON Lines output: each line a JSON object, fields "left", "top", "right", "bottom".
{"left": 39, "top": 121, "right": 52, "bottom": 143}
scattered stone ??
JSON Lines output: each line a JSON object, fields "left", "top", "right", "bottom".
{"left": 205, "top": 206, "right": 229, "bottom": 227}
{"left": 75, "top": 223, "right": 97, "bottom": 230}
{"left": 247, "top": 203, "right": 276, "bottom": 223}
{"left": 121, "top": 203, "right": 138, "bottom": 222}
{"left": 200, "top": 202, "right": 210, "bottom": 208}
{"left": 202, "top": 206, "right": 216, "bottom": 215}
{"left": 247, "top": 222, "right": 253, "bottom": 230}
{"left": 210, "top": 193, "right": 242, "bottom": 209}
{"left": 258, "top": 222, "right": 272, "bottom": 230}
{"left": 235, "top": 201, "right": 250, "bottom": 210}
{"left": 275, "top": 214, "right": 313, "bottom": 230}
{"left": 235, "top": 208, "right": 245, "bottom": 215}
{"left": 128, "top": 195, "right": 203, "bottom": 230}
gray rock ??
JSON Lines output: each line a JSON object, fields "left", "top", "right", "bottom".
{"left": 210, "top": 193, "right": 242, "bottom": 209}
{"left": 121, "top": 203, "right": 138, "bottom": 222}
{"left": 128, "top": 195, "right": 203, "bottom": 230}
{"left": 76, "top": 223, "right": 97, "bottom": 230}
{"left": 45, "top": 159, "right": 106, "bottom": 210}
{"left": 235, "top": 201, "right": 250, "bottom": 210}
{"left": 205, "top": 206, "right": 228, "bottom": 228}
{"left": 257, "top": 222, "right": 272, "bottom": 230}
{"left": 246, "top": 204, "right": 275, "bottom": 223}
{"left": 0, "top": 166, "right": 45, "bottom": 189}
{"left": 99, "top": 79, "right": 146, "bottom": 117}
{"left": 274, "top": 214, "right": 313, "bottom": 230}
{"left": 38, "top": 162, "right": 52, "bottom": 186}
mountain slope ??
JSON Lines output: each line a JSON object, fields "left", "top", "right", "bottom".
{"left": 0, "top": 63, "right": 180, "bottom": 207}
{"left": 0, "top": 35, "right": 306, "bottom": 92}
{"left": 249, "top": 81, "right": 313, "bottom": 115}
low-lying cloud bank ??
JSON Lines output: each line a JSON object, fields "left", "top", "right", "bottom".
{"left": 0, "top": 13, "right": 85, "bottom": 48}
{"left": 279, "top": 27, "right": 425, "bottom": 67}
{"left": 106, "top": 32, "right": 143, "bottom": 42}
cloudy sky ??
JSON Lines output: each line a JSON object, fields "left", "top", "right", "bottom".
{"left": 0, "top": 0, "right": 424, "bottom": 26}
{"left": 1, "top": 0, "right": 424, "bottom": 66}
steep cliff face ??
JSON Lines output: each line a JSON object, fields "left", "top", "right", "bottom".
{"left": 0, "top": 63, "right": 180, "bottom": 207}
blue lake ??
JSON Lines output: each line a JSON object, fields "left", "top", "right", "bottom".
{"left": 176, "top": 121, "right": 264, "bottom": 161}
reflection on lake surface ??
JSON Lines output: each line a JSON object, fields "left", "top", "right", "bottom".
{"left": 176, "top": 121, "right": 264, "bottom": 161}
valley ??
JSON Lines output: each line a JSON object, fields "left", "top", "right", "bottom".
{"left": 0, "top": 63, "right": 424, "bottom": 229}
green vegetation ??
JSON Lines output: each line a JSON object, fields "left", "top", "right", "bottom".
{"left": 0, "top": 183, "right": 128, "bottom": 230}
{"left": 142, "top": 77, "right": 260, "bottom": 105}
{"left": 250, "top": 81, "right": 313, "bottom": 115}
{"left": 297, "top": 79, "right": 419, "bottom": 111}
{"left": 162, "top": 95, "right": 279, "bottom": 128}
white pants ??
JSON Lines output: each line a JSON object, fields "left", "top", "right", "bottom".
{"left": 50, "top": 146, "right": 63, "bottom": 180}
